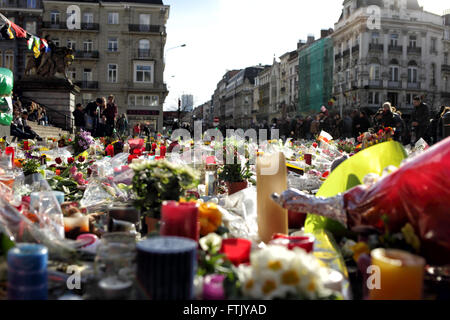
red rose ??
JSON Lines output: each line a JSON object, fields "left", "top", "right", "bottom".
{"left": 87, "top": 168, "right": 93, "bottom": 176}
{"left": 68, "top": 157, "right": 74, "bottom": 164}
{"left": 55, "top": 157, "right": 62, "bottom": 165}
{"left": 312, "top": 142, "right": 318, "bottom": 148}
{"left": 78, "top": 156, "right": 85, "bottom": 163}
{"left": 128, "top": 154, "right": 138, "bottom": 164}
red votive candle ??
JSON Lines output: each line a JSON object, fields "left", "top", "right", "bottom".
{"left": 160, "top": 145, "right": 166, "bottom": 158}
{"left": 220, "top": 239, "right": 252, "bottom": 266}
{"left": 160, "top": 201, "right": 200, "bottom": 242}
{"left": 304, "top": 154, "right": 312, "bottom": 165}
{"left": 5, "top": 147, "right": 14, "bottom": 164}
{"left": 23, "top": 141, "right": 30, "bottom": 151}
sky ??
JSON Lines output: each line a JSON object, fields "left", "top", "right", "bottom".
{"left": 162, "top": 0, "right": 447, "bottom": 111}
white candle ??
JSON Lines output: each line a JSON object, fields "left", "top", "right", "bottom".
{"left": 256, "top": 152, "right": 288, "bottom": 243}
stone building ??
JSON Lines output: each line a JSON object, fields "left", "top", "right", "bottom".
{"left": 0, "top": 0, "right": 44, "bottom": 79}
{"left": 38, "top": 0, "right": 169, "bottom": 131}
{"left": 211, "top": 69, "right": 240, "bottom": 128}
{"left": 333, "top": 0, "right": 449, "bottom": 115}
{"left": 254, "top": 65, "right": 271, "bottom": 125}
{"left": 279, "top": 49, "right": 299, "bottom": 120}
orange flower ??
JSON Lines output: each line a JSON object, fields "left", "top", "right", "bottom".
{"left": 198, "top": 202, "right": 222, "bottom": 236}
{"left": 14, "top": 159, "right": 23, "bottom": 168}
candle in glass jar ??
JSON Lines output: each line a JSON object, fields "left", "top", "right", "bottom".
{"left": 5, "top": 147, "right": 14, "bottom": 165}
{"left": 160, "top": 145, "right": 166, "bottom": 158}
{"left": 256, "top": 152, "right": 288, "bottom": 243}
{"left": 369, "top": 249, "right": 425, "bottom": 300}
{"left": 160, "top": 201, "right": 199, "bottom": 242}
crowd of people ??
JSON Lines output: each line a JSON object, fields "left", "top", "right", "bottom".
{"left": 10, "top": 94, "right": 46, "bottom": 141}
{"left": 72, "top": 95, "right": 129, "bottom": 138}
{"left": 248, "top": 96, "right": 449, "bottom": 146}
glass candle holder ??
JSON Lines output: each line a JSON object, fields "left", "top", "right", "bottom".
{"left": 369, "top": 248, "right": 425, "bottom": 300}
{"left": 160, "top": 201, "right": 200, "bottom": 242}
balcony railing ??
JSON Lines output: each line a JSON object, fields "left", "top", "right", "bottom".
{"left": 128, "top": 24, "right": 161, "bottom": 33}
{"left": 388, "top": 80, "right": 402, "bottom": 88}
{"left": 442, "top": 64, "right": 450, "bottom": 73}
{"left": 75, "top": 81, "right": 99, "bottom": 89}
{"left": 407, "top": 46, "right": 421, "bottom": 54}
{"left": 42, "top": 21, "right": 99, "bottom": 31}
{"left": 351, "top": 80, "right": 358, "bottom": 88}
{"left": 388, "top": 45, "right": 403, "bottom": 53}
{"left": 407, "top": 82, "right": 421, "bottom": 89}
{"left": 352, "top": 44, "right": 359, "bottom": 54}
{"left": 75, "top": 51, "right": 99, "bottom": 59}
{"left": 369, "top": 43, "right": 384, "bottom": 51}
{"left": 334, "top": 53, "right": 341, "bottom": 61}
{"left": 369, "top": 79, "right": 382, "bottom": 87}
{"left": 342, "top": 49, "right": 350, "bottom": 57}
{"left": 136, "top": 49, "right": 151, "bottom": 59}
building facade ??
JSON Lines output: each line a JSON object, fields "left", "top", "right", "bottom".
{"left": 211, "top": 69, "right": 240, "bottom": 128}
{"left": 0, "top": 0, "right": 44, "bottom": 79}
{"left": 333, "top": 0, "right": 448, "bottom": 115}
{"left": 298, "top": 32, "right": 334, "bottom": 115}
{"left": 19, "top": 0, "right": 170, "bottom": 131}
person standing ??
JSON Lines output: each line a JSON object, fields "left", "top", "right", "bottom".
{"left": 84, "top": 98, "right": 102, "bottom": 137}
{"left": 354, "top": 111, "right": 371, "bottom": 136}
{"left": 411, "top": 96, "right": 430, "bottom": 144}
{"left": 310, "top": 114, "right": 320, "bottom": 138}
{"left": 342, "top": 112, "right": 353, "bottom": 138}
{"left": 73, "top": 103, "right": 86, "bottom": 132}
{"left": 133, "top": 123, "right": 141, "bottom": 138}
{"left": 117, "top": 114, "right": 129, "bottom": 137}
{"left": 104, "top": 95, "right": 118, "bottom": 136}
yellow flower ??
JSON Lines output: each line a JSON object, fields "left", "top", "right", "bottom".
{"left": 198, "top": 202, "right": 222, "bottom": 236}
{"left": 267, "top": 260, "right": 282, "bottom": 271}
{"left": 351, "top": 242, "right": 370, "bottom": 263}
{"left": 281, "top": 270, "right": 301, "bottom": 285}
{"left": 262, "top": 279, "right": 277, "bottom": 295}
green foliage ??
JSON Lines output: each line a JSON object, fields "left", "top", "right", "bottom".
{"left": 21, "top": 159, "right": 41, "bottom": 176}
{"left": 131, "top": 160, "right": 200, "bottom": 219}
{"left": 218, "top": 161, "right": 252, "bottom": 183}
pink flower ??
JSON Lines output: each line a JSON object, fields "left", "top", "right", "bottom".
{"left": 69, "top": 166, "right": 77, "bottom": 175}
{"left": 75, "top": 173, "right": 83, "bottom": 181}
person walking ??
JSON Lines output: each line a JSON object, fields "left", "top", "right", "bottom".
{"left": 411, "top": 96, "right": 430, "bottom": 144}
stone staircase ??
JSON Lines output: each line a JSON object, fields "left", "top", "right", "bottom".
{"left": 27, "top": 122, "right": 71, "bottom": 140}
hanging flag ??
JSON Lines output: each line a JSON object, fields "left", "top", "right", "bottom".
{"left": 9, "top": 22, "right": 26, "bottom": 38}
{"left": 318, "top": 131, "right": 333, "bottom": 144}
{"left": 40, "top": 38, "right": 48, "bottom": 50}
{"left": 27, "top": 37, "right": 33, "bottom": 50}
{"left": 33, "top": 37, "right": 41, "bottom": 58}
{"left": 0, "top": 24, "right": 14, "bottom": 39}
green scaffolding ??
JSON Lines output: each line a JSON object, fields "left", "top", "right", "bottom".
{"left": 298, "top": 37, "right": 333, "bottom": 115}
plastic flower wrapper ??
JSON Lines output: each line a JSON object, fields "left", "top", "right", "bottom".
{"left": 235, "top": 245, "right": 335, "bottom": 300}
{"left": 287, "top": 172, "right": 323, "bottom": 193}
{"left": 13, "top": 172, "right": 52, "bottom": 198}
{"left": 219, "top": 186, "right": 259, "bottom": 243}
{"left": 79, "top": 177, "right": 117, "bottom": 209}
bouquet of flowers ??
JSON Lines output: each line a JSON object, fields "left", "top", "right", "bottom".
{"left": 72, "top": 129, "right": 94, "bottom": 155}
{"left": 357, "top": 127, "right": 394, "bottom": 151}
{"left": 336, "top": 140, "right": 356, "bottom": 154}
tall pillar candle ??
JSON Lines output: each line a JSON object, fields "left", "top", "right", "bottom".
{"left": 256, "top": 152, "right": 288, "bottom": 243}
{"left": 7, "top": 244, "right": 48, "bottom": 300}
{"left": 136, "top": 236, "right": 197, "bottom": 300}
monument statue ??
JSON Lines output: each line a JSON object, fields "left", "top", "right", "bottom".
{"left": 24, "top": 43, "right": 74, "bottom": 80}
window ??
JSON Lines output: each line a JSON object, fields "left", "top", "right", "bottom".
{"left": 138, "top": 39, "right": 150, "bottom": 57}
{"left": 108, "top": 12, "right": 119, "bottom": 24}
{"left": 108, "top": 64, "right": 118, "bottom": 83}
{"left": 389, "top": 59, "right": 399, "bottom": 81}
{"left": 134, "top": 62, "right": 153, "bottom": 83}
{"left": 128, "top": 95, "right": 159, "bottom": 107}
{"left": 406, "top": 93, "right": 414, "bottom": 105}
{"left": 345, "top": 70, "right": 350, "bottom": 83}
{"left": 68, "top": 67, "right": 76, "bottom": 81}
{"left": 51, "top": 11, "right": 60, "bottom": 25}
{"left": 431, "top": 38, "right": 437, "bottom": 52}
{"left": 371, "top": 32, "right": 380, "bottom": 44}
{"left": 108, "top": 38, "right": 118, "bottom": 52}
{"left": 25, "top": 22, "right": 36, "bottom": 34}
{"left": 83, "top": 13, "right": 94, "bottom": 25}
{"left": 52, "top": 38, "right": 60, "bottom": 47}
{"left": 83, "top": 69, "right": 92, "bottom": 82}
{"left": 27, "top": 0, "right": 36, "bottom": 8}
{"left": 390, "top": 34, "right": 399, "bottom": 46}
{"left": 409, "top": 35, "right": 417, "bottom": 47}
{"left": 431, "top": 63, "right": 436, "bottom": 86}
{"left": 67, "top": 39, "right": 76, "bottom": 51}
{"left": 408, "top": 66, "right": 418, "bottom": 83}
{"left": 84, "top": 40, "right": 93, "bottom": 52}
{"left": 139, "top": 14, "right": 151, "bottom": 31}
{"left": 354, "top": 66, "right": 358, "bottom": 82}
{"left": 445, "top": 53, "right": 449, "bottom": 65}
{"left": 82, "top": 93, "right": 92, "bottom": 105}
{"left": 368, "top": 92, "right": 380, "bottom": 105}
{"left": 369, "top": 64, "right": 380, "bottom": 80}
{"left": 4, "top": 52, "right": 14, "bottom": 71}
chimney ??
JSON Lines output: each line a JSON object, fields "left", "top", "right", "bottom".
{"left": 297, "top": 40, "right": 305, "bottom": 50}
{"left": 307, "top": 35, "right": 315, "bottom": 44}
{"left": 321, "top": 29, "right": 328, "bottom": 38}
